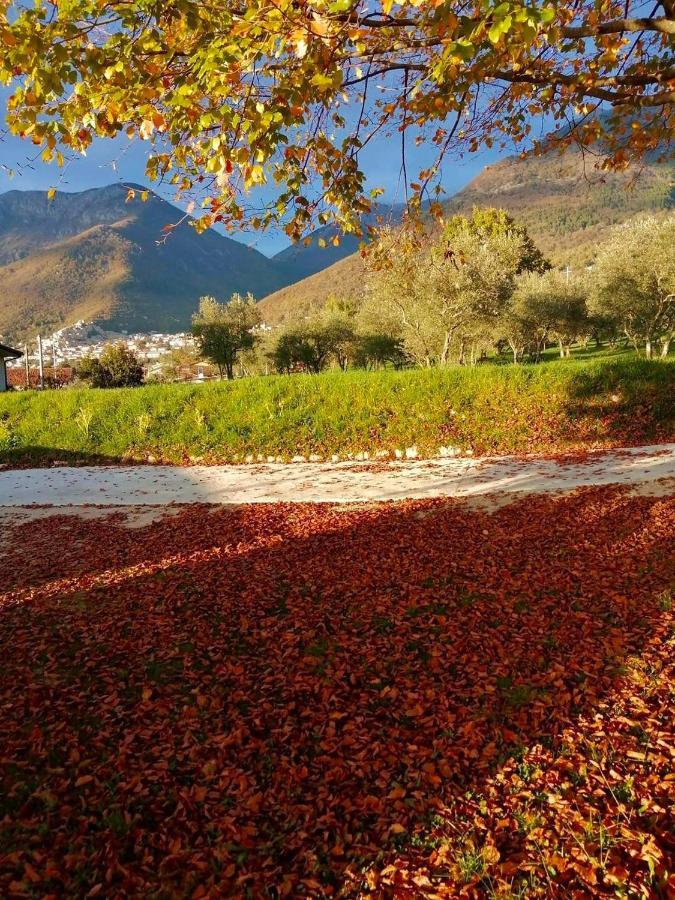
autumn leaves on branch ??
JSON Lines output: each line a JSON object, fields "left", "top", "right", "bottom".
{"left": 0, "top": 0, "right": 673, "bottom": 238}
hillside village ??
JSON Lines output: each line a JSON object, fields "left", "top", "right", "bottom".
{"left": 6, "top": 319, "right": 279, "bottom": 385}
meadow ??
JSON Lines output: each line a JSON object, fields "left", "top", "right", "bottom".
{"left": 0, "top": 355, "right": 673, "bottom": 466}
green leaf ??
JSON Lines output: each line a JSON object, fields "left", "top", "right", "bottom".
{"left": 488, "top": 24, "right": 502, "bottom": 44}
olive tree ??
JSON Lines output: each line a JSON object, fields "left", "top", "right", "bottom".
{"left": 192, "top": 293, "right": 261, "bottom": 379}
{"left": 590, "top": 216, "right": 675, "bottom": 358}
{"left": 77, "top": 344, "right": 144, "bottom": 388}
{"left": 503, "top": 270, "right": 588, "bottom": 360}
{"left": 364, "top": 214, "right": 526, "bottom": 366}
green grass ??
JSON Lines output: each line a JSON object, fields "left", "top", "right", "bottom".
{"left": 0, "top": 357, "right": 672, "bottom": 466}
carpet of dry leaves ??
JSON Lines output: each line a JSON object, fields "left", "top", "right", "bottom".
{"left": 1, "top": 487, "right": 673, "bottom": 898}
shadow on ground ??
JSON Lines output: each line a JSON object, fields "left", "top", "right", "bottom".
{"left": 0, "top": 487, "right": 673, "bottom": 896}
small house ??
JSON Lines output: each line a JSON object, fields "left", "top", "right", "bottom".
{"left": 0, "top": 344, "right": 22, "bottom": 392}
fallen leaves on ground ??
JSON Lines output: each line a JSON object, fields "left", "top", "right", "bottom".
{"left": 0, "top": 487, "right": 673, "bottom": 897}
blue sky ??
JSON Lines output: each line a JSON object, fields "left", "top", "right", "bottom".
{"left": 0, "top": 87, "right": 502, "bottom": 255}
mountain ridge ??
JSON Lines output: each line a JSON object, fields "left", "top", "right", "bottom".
{"left": 258, "top": 150, "right": 674, "bottom": 325}
{"left": 0, "top": 183, "right": 291, "bottom": 339}
{"left": 2, "top": 149, "right": 673, "bottom": 339}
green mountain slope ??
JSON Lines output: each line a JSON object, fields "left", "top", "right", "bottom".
{"left": 0, "top": 184, "right": 288, "bottom": 340}
{"left": 444, "top": 151, "right": 674, "bottom": 265}
{"left": 271, "top": 204, "right": 405, "bottom": 283}
{"left": 258, "top": 254, "right": 366, "bottom": 325}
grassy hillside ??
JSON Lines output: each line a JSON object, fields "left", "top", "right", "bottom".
{"left": 258, "top": 254, "right": 365, "bottom": 325}
{"left": 447, "top": 151, "right": 674, "bottom": 266}
{"left": 258, "top": 150, "right": 674, "bottom": 322}
{"left": 1, "top": 357, "right": 672, "bottom": 466}
{"left": 0, "top": 225, "right": 129, "bottom": 337}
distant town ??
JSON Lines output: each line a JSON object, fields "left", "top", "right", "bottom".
{"left": 6, "top": 320, "right": 271, "bottom": 384}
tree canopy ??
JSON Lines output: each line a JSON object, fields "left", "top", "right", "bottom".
{"left": 192, "top": 294, "right": 261, "bottom": 379}
{"left": 1, "top": 0, "right": 673, "bottom": 238}
{"left": 590, "top": 215, "right": 675, "bottom": 357}
{"left": 77, "top": 344, "right": 145, "bottom": 388}
{"left": 363, "top": 210, "right": 527, "bottom": 365}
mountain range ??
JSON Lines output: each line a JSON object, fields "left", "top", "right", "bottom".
{"left": 1, "top": 149, "right": 673, "bottom": 340}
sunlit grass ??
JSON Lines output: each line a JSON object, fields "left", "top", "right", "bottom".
{"left": 0, "top": 356, "right": 672, "bottom": 465}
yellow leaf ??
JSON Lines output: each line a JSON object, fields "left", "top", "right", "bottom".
{"left": 291, "top": 29, "right": 308, "bottom": 58}
{"left": 248, "top": 164, "right": 265, "bottom": 185}
{"left": 47, "top": 187, "right": 56, "bottom": 201}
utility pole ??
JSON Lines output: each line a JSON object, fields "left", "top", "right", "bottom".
{"left": 37, "top": 334, "right": 45, "bottom": 389}
{"left": 24, "top": 343, "right": 30, "bottom": 389}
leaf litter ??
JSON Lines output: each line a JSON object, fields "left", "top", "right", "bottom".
{"left": 0, "top": 486, "right": 673, "bottom": 897}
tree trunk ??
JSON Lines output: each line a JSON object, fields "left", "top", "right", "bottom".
{"left": 661, "top": 337, "right": 671, "bottom": 357}
{"left": 439, "top": 332, "right": 451, "bottom": 367}
{"left": 645, "top": 338, "right": 652, "bottom": 359}
{"left": 558, "top": 340, "right": 565, "bottom": 359}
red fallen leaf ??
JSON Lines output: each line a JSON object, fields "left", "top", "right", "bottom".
{"left": 23, "top": 863, "right": 40, "bottom": 883}
{"left": 74, "top": 775, "right": 94, "bottom": 787}
{"left": 390, "top": 824, "right": 406, "bottom": 834}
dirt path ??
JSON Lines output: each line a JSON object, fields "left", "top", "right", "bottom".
{"left": 0, "top": 444, "right": 673, "bottom": 511}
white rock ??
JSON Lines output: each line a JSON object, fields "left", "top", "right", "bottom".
{"left": 257, "top": 454, "right": 264, "bottom": 462}
{"left": 245, "top": 454, "right": 254, "bottom": 464}
{"left": 375, "top": 450, "right": 390, "bottom": 459}
{"left": 405, "top": 446, "right": 418, "bottom": 459}
{"left": 331, "top": 454, "right": 340, "bottom": 463}
{"left": 309, "top": 454, "right": 323, "bottom": 462}
{"left": 394, "top": 449, "right": 403, "bottom": 459}
{"left": 147, "top": 455, "right": 157, "bottom": 463}
{"left": 355, "top": 452, "right": 366, "bottom": 461}
{"left": 267, "top": 456, "right": 276, "bottom": 463}
{"left": 465, "top": 449, "right": 474, "bottom": 456}
{"left": 438, "top": 446, "right": 449, "bottom": 457}
{"left": 291, "top": 455, "right": 306, "bottom": 463}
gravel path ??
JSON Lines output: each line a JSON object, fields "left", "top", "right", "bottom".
{"left": 0, "top": 444, "right": 673, "bottom": 508}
